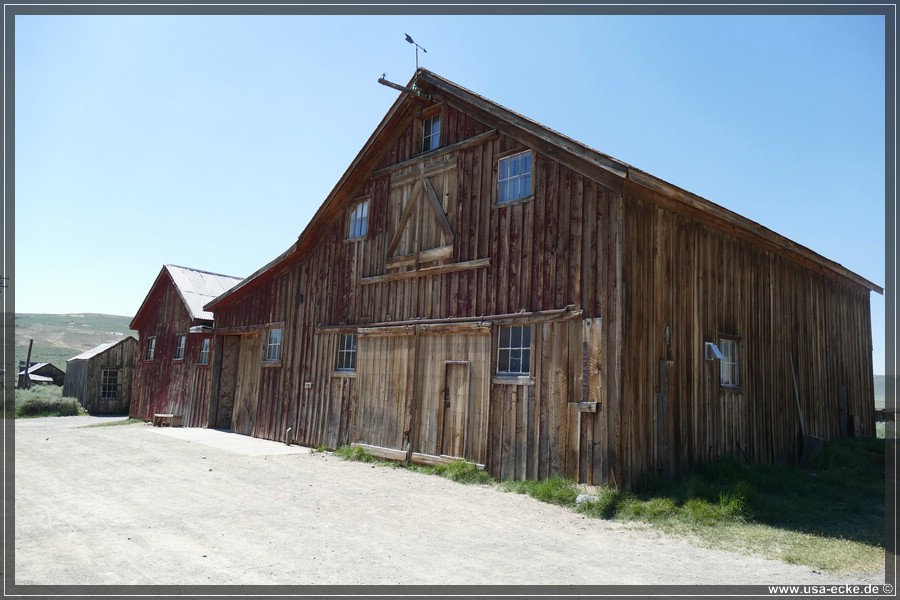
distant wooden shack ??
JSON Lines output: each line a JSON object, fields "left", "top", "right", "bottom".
{"left": 129, "top": 265, "right": 243, "bottom": 426}
{"left": 17, "top": 362, "right": 65, "bottom": 387}
{"left": 195, "top": 69, "right": 881, "bottom": 489}
{"left": 63, "top": 337, "right": 138, "bottom": 414}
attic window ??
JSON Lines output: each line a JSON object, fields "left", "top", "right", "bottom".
{"left": 174, "top": 335, "right": 186, "bottom": 361}
{"left": 144, "top": 337, "right": 157, "bottom": 361}
{"left": 497, "top": 150, "right": 533, "bottom": 205}
{"left": 422, "top": 114, "right": 441, "bottom": 152}
{"left": 347, "top": 199, "right": 369, "bottom": 240}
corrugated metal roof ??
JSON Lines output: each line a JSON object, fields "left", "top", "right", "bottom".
{"left": 166, "top": 265, "right": 243, "bottom": 322}
{"left": 68, "top": 341, "right": 119, "bottom": 362}
{"left": 18, "top": 362, "right": 49, "bottom": 375}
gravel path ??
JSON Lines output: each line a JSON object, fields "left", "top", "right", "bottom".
{"left": 12, "top": 416, "right": 885, "bottom": 587}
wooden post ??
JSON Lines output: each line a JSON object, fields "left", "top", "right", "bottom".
{"left": 21, "top": 339, "right": 34, "bottom": 389}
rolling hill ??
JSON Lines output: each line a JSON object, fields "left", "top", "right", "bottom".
{"left": 14, "top": 313, "right": 138, "bottom": 373}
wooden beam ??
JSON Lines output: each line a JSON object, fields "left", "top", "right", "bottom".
{"left": 360, "top": 258, "right": 490, "bottom": 285}
{"left": 372, "top": 129, "right": 499, "bottom": 178}
{"left": 386, "top": 245, "right": 454, "bottom": 269}
{"left": 423, "top": 177, "right": 454, "bottom": 238}
{"left": 385, "top": 179, "right": 424, "bottom": 257}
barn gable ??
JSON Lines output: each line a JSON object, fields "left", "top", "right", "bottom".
{"left": 199, "top": 69, "right": 880, "bottom": 488}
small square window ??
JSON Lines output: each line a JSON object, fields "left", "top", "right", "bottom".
{"left": 497, "top": 324, "right": 531, "bottom": 375}
{"left": 720, "top": 338, "right": 740, "bottom": 387}
{"left": 347, "top": 199, "right": 369, "bottom": 240}
{"left": 144, "top": 337, "right": 157, "bottom": 361}
{"left": 174, "top": 335, "right": 186, "bottom": 360}
{"left": 336, "top": 334, "right": 357, "bottom": 371}
{"left": 422, "top": 114, "right": 441, "bottom": 152}
{"left": 198, "top": 338, "right": 211, "bottom": 365}
{"left": 265, "top": 328, "right": 282, "bottom": 362}
{"left": 497, "top": 151, "right": 532, "bottom": 205}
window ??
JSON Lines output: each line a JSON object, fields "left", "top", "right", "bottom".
{"left": 497, "top": 324, "right": 532, "bottom": 375}
{"left": 144, "top": 337, "right": 156, "bottom": 361}
{"left": 347, "top": 199, "right": 369, "bottom": 240}
{"left": 720, "top": 338, "right": 740, "bottom": 388}
{"left": 497, "top": 150, "right": 532, "bottom": 204}
{"left": 174, "top": 335, "right": 186, "bottom": 360}
{"left": 198, "top": 338, "right": 211, "bottom": 365}
{"left": 336, "top": 334, "right": 357, "bottom": 371}
{"left": 100, "top": 369, "right": 119, "bottom": 401}
{"left": 265, "top": 328, "right": 283, "bottom": 362}
{"left": 422, "top": 114, "right": 441, "bottom": 152}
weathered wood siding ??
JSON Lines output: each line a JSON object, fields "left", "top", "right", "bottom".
{"left": 130, "top": 281, "right": 215, "bottom": 427}
{"left": 601, "top": 183, "right": 877, "bottom": 488}
{"left": 62, "top": 338, "right": 137, "bottom": 414}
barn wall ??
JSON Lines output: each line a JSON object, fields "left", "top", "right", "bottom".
{"left": 606, "top": 183, "right": 876, "bottom": 488}
{"left": 130, "top": 280, "right": 215, "bottom": 427}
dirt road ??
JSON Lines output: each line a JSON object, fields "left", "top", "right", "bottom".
{"left": 12, "top": 416, "right": 884, "bottom": 587}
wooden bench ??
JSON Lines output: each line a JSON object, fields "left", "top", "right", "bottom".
{"left": 152, "top": 413, "right": 183, "bottom": 427}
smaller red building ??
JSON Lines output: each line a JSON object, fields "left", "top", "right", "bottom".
{"left": 129, "top": 265, "right": 242, "bottom": 426}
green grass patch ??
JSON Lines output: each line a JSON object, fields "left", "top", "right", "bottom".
{"left": 333, "top": 444, "right": 379, "bottom": 463}
{"left": 14, "top": 386, "right": 86, "bottom": 418}
{"left": 572, "top": 440, "right": 885, "bottom": 573}
{"left": 500, "top": 476, "right": 580, "bottom": 507}
{"left": 79, "top": 417, "right": 143, "bottom": 428}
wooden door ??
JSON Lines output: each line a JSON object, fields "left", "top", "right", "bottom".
{"left": 231, "top": 334, "right": 261, "bottom": 436}
{"left": 214, "top": 335, "right": 240, "bottom": 429}
{"left": 440, "top": 361, "right": 471, "bottom": 458}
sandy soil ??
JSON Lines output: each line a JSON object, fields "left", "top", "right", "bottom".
{"left": 12, "top": 416, "right": 885, "bottom": 587}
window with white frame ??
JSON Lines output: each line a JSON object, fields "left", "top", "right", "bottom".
{"left": 497, "top": 324, "right": 532, "bottom": 375}
{"left": 198, "top": 338, "right": 211, "bottom": 365}
{"left": 497, "top": 150, "right": 533, "bottom": 204}
{"left": 174, "top": 334, "right": 186, "bottom": 360}
{"left": 100, "top": 369, "right": 119, "bottom": 401}
{"left": 347, "top": 199, "right": 369, "bottom": 240}
{"left": 336, "top": 334, "right": 357, "bottom": 371}
{"left": 144, "top": 337, "right": 156, "bottom": 361}
{"left": 265, "top": 328, "right": 283, "bottom": 362}
{"left": 720, "top": 338, "right": 740, "bottom": 387}
{"left": 422, "top": 114, "right": 441, "bottom": 152}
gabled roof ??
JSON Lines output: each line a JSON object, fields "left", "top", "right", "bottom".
{"left": 205, "top": 68, "right": 881, "bottom": 309}
{"left": 18, "top": 362, "right": 49, "bottom": 375}
{"left": 67, "top": 336, "right": 137, "bottom": 362}
{"left": 132, "top": 265, "right": 243, "bottom": 330}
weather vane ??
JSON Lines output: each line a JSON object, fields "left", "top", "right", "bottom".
{"left": 404, "top": 33, "right": 427, "bottom": 70}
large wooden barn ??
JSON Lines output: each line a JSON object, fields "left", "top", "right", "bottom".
{"left": 186, "top": 69, "right": 880, "bottom": 488}
{"left": 63, "top": 337, "right": 138, "bottom": 414}
{"left": 129, "top": 265, "right": 243, "bottom": 427}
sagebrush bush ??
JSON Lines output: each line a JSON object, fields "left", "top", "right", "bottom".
{"left": 14, "top": 386, "right": 85, "bottom": 418}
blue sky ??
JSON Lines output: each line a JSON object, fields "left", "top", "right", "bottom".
{"left": 13, "top": 14, "right": 887, "bottom": 374}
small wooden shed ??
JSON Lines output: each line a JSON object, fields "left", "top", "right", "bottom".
{"left": 17, "top": 362, "right": 65, "bottom": 387}
{"left": 63, "top": 337, "right": 138, "bottom": 414}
